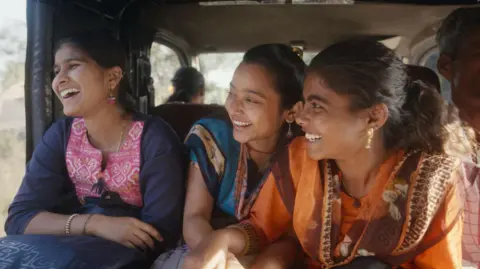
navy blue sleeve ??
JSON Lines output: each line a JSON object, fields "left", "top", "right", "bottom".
{"left": 5, "top": 118, "right": 75, "bottom": 235}
{"left": 139, "top": 116, "right": 186, "bottom": 250}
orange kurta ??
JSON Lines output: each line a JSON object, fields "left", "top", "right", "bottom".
{"left": 243, "top": 138, "right": 463, "bottom": 268}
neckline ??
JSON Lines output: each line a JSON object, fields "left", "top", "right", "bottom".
{"left": 333, "top": 150, "right": 404, "bottom": 202}
{"left": 78, "top": 118, "right": 134, "bottom": 154}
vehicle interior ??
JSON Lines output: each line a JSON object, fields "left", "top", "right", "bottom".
{"left": 25, "top": 0, "right": 479, "bottom": 157}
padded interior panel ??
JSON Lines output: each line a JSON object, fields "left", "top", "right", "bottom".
{"left": 151, "top": 104, "right": 228, "bottom": 141}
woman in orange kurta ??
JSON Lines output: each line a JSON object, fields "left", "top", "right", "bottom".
{"left": 182, "top": 39, "right": 472, "bottom": 269}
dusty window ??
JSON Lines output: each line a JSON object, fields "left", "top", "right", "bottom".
{"left": 0, "top": 1, "right": 27, "bottom": 234}
{"left": 150, "top": 42, "right": 182, "bottom": 106}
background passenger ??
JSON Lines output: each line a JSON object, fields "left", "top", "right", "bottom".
{"left": 436, "top": 7, "right": 480, "bottom": 268}
{"left": 166, "top": 67, "right": 206, "bottom": 104}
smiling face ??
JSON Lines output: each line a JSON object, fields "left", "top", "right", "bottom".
{"left": 52, "top": 43, "right": 117, "bottom": 117}
{"left": 225, "top": 62, "right": 289, "bottom": 146}
{"left": 296, "top": 73, "right": 372, "bottom": 161}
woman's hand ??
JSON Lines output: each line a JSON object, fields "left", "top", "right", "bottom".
{"left": 86, "top": 215, "right": 163, "bottom": 250}
{"left": 183, "top": 230, "right": 233, "bottom": 269}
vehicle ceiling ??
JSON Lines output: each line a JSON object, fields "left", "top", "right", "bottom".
{"left": 67, "top": 0, "right": 479, "bottom": 55}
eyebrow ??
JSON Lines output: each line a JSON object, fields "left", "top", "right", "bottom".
{"left": 306, "top": 94, "right": 330, "bottom": 105}
{"left": 54, "top": 57, "right": 87, "bottom": 68}
{"left": 230, "top": 83, "right": 267, "bottom": 99}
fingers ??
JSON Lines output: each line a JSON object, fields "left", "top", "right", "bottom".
{"left": 213, "top": 257, "right": 226, "bottom": 269}
{"left": 134, "top": 220, "right": 163, "bottom": 242}
{"left": 133, "top": 229, "right": 156, "bottom": 249}
{"left": 123, "top": 241, "right": 136, "bottom": 249}
{"left": 128, "top": 234, "right": 149, "bottom": 250}
{"left": 204, "top": 249, "right": 227, "bottom": 269}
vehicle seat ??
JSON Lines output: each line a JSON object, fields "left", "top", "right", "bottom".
{"left": 150, "top": 103, "right": 227, "bottom": 141}
{"left": 406, "top": 65, "right": 441, "bottom": 94}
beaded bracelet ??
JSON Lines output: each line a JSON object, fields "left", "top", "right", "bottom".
{"left": 65, "top": 214, "right": 79, "bottom": 235}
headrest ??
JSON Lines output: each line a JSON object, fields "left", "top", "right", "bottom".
{"left": 151, "top": 103, "right": 227, "bottom": 141}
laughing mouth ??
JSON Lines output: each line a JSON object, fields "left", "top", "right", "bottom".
{"left": 232, "top": 120, "right": 252, "bottom": 127}
{"left": 59, "top": 88, "right": 80, "bottom": 99}
{"left": 305, "top": 133, "right": 322, "bottom": 142}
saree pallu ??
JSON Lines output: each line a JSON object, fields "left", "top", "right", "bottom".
{"left": 240, "top": 138, "right": 464, "bottom": 268}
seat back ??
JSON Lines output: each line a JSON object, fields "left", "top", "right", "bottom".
{"left": 150, "top": 104, "right": 227, "bottom": 141}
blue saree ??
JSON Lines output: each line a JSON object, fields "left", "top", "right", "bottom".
{"left": 152, "top": 117, "right": 274, "bottom": 269}
{"left": 186, "top": 117, "right": 270, "bottom": 221}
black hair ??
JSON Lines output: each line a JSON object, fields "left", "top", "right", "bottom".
{"left": 166, "top": 67, "right": 205, "bottom": 103}
{"left": 54, "top": 30, "right": 134, "bottom": 112}
{"left": 406, "top": 65, "right": 441, "bottom": 94}
{"left": 242, "top": 44, "right": 306, "bottom": 110}
{"left": 308, "top": 39, "right": 462, "bottom": 154}
{"left": 436, "top": 7, "right": 480, "bottom": 59}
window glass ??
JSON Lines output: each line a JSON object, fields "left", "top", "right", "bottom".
{"left": 150, "top": 43, "right": 182, "bottom": 106}
{"left": 197, "top": 52, "right": 243, "bottom": 104}
{"left": 0, "top": 0, "right": 26, "bottom": 235}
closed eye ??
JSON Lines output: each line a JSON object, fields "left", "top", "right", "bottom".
{"left": 310, "top": 101, "right": 326, "bottom": 112}
{"left": 69, "top": 63, "right": 80, "bottom": 70}
{"left": 245, "top": 97, "right": 260, "bottom": 104}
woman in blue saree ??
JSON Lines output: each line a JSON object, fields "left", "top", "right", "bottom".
{"left": 0, "top": 31, "right": 185, "bottom": 268}
{"left": 153, "top": 44, "right": 306, "bottom": 269}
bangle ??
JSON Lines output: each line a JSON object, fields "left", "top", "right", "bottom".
{"left": 65, "top": 214, "right": 79, "bottom": 235}
{"left": 227, "top": 222, "right": 260, "bottom": 255}
{"left": 83, "top": 214, "right": 94, "bottom": 235}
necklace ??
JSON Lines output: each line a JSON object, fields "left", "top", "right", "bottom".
{"left": 114, "top": 123, "right": 126, "bottom": 152}
{"left": 87, "top": 120, "right": 127, "bottom": 153}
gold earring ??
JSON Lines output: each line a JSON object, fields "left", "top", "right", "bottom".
{"left": 365, "top": 128, "right": 374, "bottom": 149}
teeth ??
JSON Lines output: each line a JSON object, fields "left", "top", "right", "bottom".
{"left": 232, "top": 120, "right": 252, "bottom": 127}
{"left": 305, "top": 133, "right": 322, "bottom": 142}
{"left": 59, "top": 88, "right": 80, "bottom": 98}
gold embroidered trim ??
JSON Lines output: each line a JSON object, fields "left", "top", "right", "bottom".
{"left": 393, "top": 153, "right": 459, "bottom": 254}
{"left": 322, "top": 151, "right": 417, "bottom": 266}
{"left": 185, "top": 124, "right": 225, "bottom": 178}
{"left": 319, "top": 161, "right": 336, "bottom": 265}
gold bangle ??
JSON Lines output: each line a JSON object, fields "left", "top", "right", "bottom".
{"left": 228, "top": 223, "right": 260, "bottom": 255}
{"left": 65, "top": 214, "right": 79, "bottom": 235}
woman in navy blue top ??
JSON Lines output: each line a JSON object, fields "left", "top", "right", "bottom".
{"left": 1, "top": 31, "right": 185, "bottom": 268}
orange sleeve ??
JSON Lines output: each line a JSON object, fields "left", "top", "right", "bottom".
{"left": 244, "top": 172, "right": 293, "bottom": 248}
{"left": 402, "top": 179, "right": 463, "bottom": 269}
